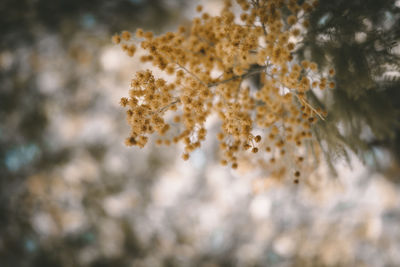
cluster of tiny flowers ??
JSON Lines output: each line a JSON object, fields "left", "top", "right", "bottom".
{"left": 115, "top": 0, "right": 335, "bottom": 183}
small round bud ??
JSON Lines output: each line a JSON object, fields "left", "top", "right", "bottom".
{"left": 121, "top": 31, "right": 131, "bottom": 41}
{"left": 182, "top": 153, "right": 190, "bottom": 161}
{"left": 112, "top": 34, "right": 121, "bottom": 44}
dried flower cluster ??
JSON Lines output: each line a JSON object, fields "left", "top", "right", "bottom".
{"left": 115, "top": 0, "right": 335, "bottom": 182}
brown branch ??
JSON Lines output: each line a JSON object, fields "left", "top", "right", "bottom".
{"left": 296, "top": 95, "right": 325, "bottom": 121}
{"left": 208, "top": 65, "right": 268, "bottom": 87}
{"left": 175, "top": 62, "right": 208, "bottom": 87}
{"left": 254, "top": 0, "right": 268, "bottom": 36}
{"left": 150, "top": 98, "right": 181, "bottom": 115}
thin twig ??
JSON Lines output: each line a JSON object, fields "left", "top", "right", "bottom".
{"left": 175, "top": 62, "right": 208, "bottom": 87}
{"left": 235, "top": 79, "right": 243, "bottom": 101}
{"left": 208, "top": 65, "right": 268, "bottom": 87}
{"left": 254, "top": 0, "right": 268, "bottom": 35}
{"left": 297, "top": 95, "right": 325, "bottom": 120}
{"left": 151, "top": 99, "right": 181, "bottom": 115}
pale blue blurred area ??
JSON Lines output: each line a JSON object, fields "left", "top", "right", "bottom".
{"left": 5, "top": 144, "right": 40, "bottom": 172}
{"left": 128, "top": 0, "right": 144, "bottom": 4}
{"left": 81, "top": 13, "right": 96, "bottom": 29}
{"left": 24, "top": 239, "right": 37, "bottom": 253}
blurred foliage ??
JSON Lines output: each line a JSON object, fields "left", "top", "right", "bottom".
{"left": 0, "top": 0, "right": 183, "bottom": 266}
{"left": 297, "top": 0, "right": 400, "bottom": 175}
{"left": 0, "top": 0, "right": 399, "bottom": 266}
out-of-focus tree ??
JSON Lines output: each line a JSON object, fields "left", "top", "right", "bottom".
{"left": 0, "top": 0, "right": 184, "bottom": 266}
{"left": 298, "top": 0, "right": 400, "bottom": 178}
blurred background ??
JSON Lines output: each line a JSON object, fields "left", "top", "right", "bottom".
{"left": 0, "top": 0, "right": 399, "bottom": 266}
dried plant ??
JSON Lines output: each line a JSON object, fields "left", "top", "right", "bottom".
{"left": 116, "top": 0, "right": 335, "bottom": 182}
